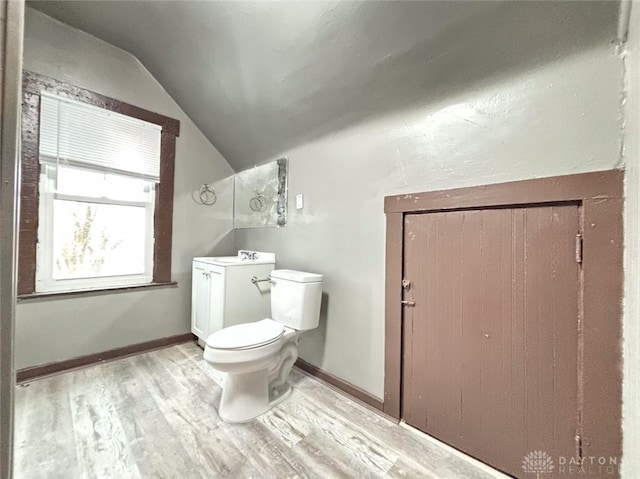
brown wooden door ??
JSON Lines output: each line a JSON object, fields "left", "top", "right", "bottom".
{"left": 402, "top": 204, "right": 581, "bottom": 478}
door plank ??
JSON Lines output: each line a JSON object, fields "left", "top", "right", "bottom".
{"left": 460, "top": 210, "right": 484, "bottom": 451}
{"left": 548, "top": 205, "right": 581, "bottom": 461}
{"left": 477, "top": 208, "right": 510, "bottom": 466}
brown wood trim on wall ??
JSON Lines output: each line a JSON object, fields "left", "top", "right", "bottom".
{"left": 385, "top": 169, "right": 623, "bottom": 214}
{"left": 18, "top": 71, "right": 180, "bottom": 296}
{"left": 18, "top": 91, "right": 40, "bottom": 296}
{"left": 22, "top": 71, "right": 180, "bottom": 135}
{"left": 384, "top": 169, "right": 624, "bottom": 463}
{"left": 17, "top": 281, "right": 177, "bottom": 302}
{"left": 295, "top": 358, "right": 384, "bottom": 412}
{"left": 16, "top": 333, "right": 196, "bottom": 383}
{"left": 383, "top": 212, "right": 404, "bottom": 419}
{"left": 581, "top": 196, "right": 624, "bottom": 463}
{"left": 154, "top": 132, "right": 177, "bottom": 283}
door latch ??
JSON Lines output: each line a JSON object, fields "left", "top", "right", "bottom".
{"left": 401, "top": 300, "right": 415, "bottom": 306}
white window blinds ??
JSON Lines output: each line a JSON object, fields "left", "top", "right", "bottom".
{"left": 39, "top": 94, "right": 163, "bottom": 182}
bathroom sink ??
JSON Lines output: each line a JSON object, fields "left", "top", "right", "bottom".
{"left": 211, "top": 256, "right": 243, "bottom": 264}
{"left": 194, "top": 252, "right": 276, "bottom": 266}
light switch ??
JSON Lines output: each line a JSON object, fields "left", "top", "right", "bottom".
{"left": 296, "top": 194, "right": 304, "bottom": 210}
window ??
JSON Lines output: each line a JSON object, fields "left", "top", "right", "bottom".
{"left": 18, "top": 71, "right": 180, "bottom": 296}
{"left": 37, "top": 165, "right": 156, "bottom": 292}
{"left": 35, "top": 95, "right": 160, "bottom": 293}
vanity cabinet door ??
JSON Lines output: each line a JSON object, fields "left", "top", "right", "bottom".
{"left": 207, "top": 268, "right": 225, "bottom": 333}
{"left": 191, "top": 261, "right": 211, "bottom": 339}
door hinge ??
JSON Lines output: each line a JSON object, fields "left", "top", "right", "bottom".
{"left": 575, "top": 233, "right": 583, "bottom": 264}
{"left": 575, "top": 433, "right": 584, "bottom": 459}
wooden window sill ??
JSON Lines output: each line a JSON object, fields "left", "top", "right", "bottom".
{"left": 17, "top": 281, "right": 178, "bottom": 302}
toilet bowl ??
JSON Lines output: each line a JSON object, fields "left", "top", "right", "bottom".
{"left": 203, "top": 269, "right": 323, "bottom": 423}
{"left": 204, "top": 319, "right": 299, "bottom": 422}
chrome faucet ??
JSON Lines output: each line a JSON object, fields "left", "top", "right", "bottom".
{"left": 240, "top": 251, "right": 258, "bottom": 261}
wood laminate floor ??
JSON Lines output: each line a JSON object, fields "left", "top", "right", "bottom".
{"left": 14, "top": 342, "right": 506, "bottom": 479}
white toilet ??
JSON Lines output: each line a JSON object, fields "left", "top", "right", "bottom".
{"left": 203, "top": 269, "right": 322, "bottom": 423}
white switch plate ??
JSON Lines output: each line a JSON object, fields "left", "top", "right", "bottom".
{"left": 296, "top": 194, "right": 304, "bottom": 209}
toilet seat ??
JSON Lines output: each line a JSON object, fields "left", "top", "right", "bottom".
{"left": 207, "top": 318, "right": 284, "bottom": 351}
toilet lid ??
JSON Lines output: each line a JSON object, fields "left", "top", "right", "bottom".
{"left": 206, "top": 318, "right": 285, "bottom": 350}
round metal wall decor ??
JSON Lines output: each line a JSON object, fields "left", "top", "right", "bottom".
{"left": 249, "top": 194, "right": 267, "bottom": 212}
{"left": 198, "top": 184, "right": 217, "bottom": 205}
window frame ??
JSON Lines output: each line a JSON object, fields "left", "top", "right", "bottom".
{"left": 18, "top": 71, "right": 180, "bottom": 298}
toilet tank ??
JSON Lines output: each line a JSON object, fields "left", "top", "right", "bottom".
{"left": 270, "top": 269, "right": 323, "bottom": 330}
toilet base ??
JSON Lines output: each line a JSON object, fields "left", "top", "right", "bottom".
{"left": 218, "top": 370, "right": 292, "bottom": 423}
{"left": 269, "top": 382, "right": 292, "bottom": 409}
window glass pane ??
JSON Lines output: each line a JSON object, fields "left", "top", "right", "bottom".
{"left": 52, "top": 200, "right": 149, "bottom": 280}
{"left": 56, "top": 165, "right": 152, "bottom": 202}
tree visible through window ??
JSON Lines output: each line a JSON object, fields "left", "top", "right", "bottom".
{"left": 56, "top": 203, "right": 121, "bottom": 275}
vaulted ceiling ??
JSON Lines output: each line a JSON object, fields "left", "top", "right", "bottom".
{"left": 29, "top": 1, "right": 619, "bottom": 171}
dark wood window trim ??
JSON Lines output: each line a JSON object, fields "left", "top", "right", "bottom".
{"left": 18, "top": 71, "right": 180, "bottom": 297}
{"left": 17, "top": 281, "right": 178, "bottom": 302}
{"left": 384, "top": 169, "right": 623, "bottom": 464}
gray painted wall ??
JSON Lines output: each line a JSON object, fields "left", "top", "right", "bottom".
{"left": 15, "top": 8, "right": 236, "bottom": 369}
{"left": 623, "top": 2, "right": 640, "bottom": 477}
{"left": 235, "top": 42, "right": 623, "bottom": 398}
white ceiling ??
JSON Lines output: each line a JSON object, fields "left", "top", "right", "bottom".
{"left": 29, "top": 1, "right": 619, "bottom": 171}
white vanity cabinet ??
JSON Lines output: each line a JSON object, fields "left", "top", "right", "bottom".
{"left": 191, "top": 252, "right": 275, "bottom": 343}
